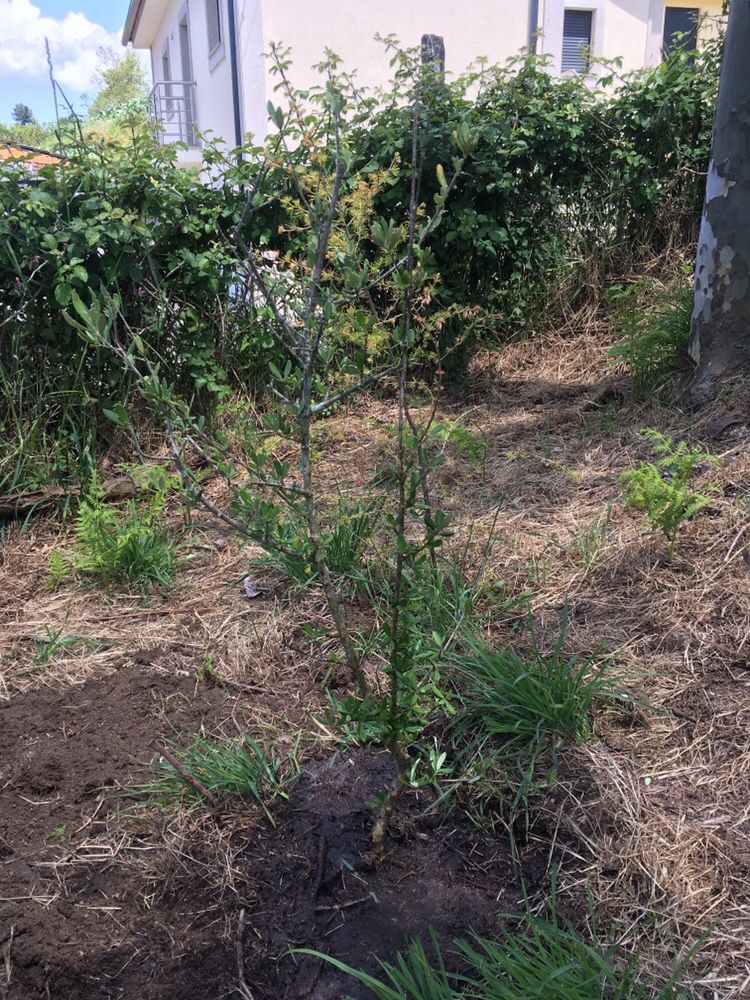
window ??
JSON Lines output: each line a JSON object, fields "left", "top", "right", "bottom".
{"left": 161, "top": 41, "right": 173, "bottom": 111}
{"left": 206, "top": 0, "right": 222, "bottom": 56}
{"left": 561, "top": 9, "right": 593, "bottom": 74}
{"left": 161, "top": 43, "right": 172, "bottom": 86}
{"left": 663, "top": 7, "right": 699, "bottom": 58}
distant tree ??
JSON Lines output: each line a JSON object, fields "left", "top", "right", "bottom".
{"left": 0, "top": 121, "right": 53, "bottom": 147}
{"left": 87, "top": 48, "right": 150, "bottom": 120}
{"left": 11, "top": 103, "right": 34, "bottom": 125}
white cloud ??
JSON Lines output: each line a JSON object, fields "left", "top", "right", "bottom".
{"left": 0, "top": 0, "right": 125, "bottom": 93}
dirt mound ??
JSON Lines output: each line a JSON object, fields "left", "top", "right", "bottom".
{"left": 1, "top": 671, "right": 549, "bottom": 1000}
{"left": 241, "top": 749, "right": 544, "bottom": 999}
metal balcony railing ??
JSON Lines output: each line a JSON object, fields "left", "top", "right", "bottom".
{"left": 149, "top": 81, "right": 198, "bottom": 148}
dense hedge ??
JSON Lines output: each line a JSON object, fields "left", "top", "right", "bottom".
{"left": 354, "top": 46, "right": 718, "bottom": 361}
{"left": 0, "top": 41, "right": 721, "bottom": 487}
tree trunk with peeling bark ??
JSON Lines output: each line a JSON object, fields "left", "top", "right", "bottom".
{"left": 687, "top": 1, "right": 750, "bottom": 402}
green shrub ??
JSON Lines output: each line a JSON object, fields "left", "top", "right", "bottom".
{"left": 353, "top": 43, "right": 720, "bottom": 370}
{"left": 0, "top": 128, "right": 286, "bottom": 490}
{"left": 621, "top": 430, "right": 719, "bottom": 559}
{"left": 608, "top": 279, "right": 692, "bottom": 390}
{"left": 71, "top": 476, "right": 176, "bottom": 587}
{"left": 1, "top": 37, "right": 721, "bottom": 467}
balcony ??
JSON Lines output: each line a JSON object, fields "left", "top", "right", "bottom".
{"left": 148, "top": 81, "right": 199, "bottom": 149}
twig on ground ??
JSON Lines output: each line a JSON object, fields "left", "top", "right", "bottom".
{"left": 154, "top": 743, "right": 218, "bottom": 807}
{"left": 1, "top": 924, "right": 13, "bottom": 999}
{"left": 236, "top": 907, "right": 254, "bottom": 1000}
{"left": 311, "top": 835, "right": 327, "bottom": 900}
{"left": 313, "top": 895, "right": 370, "bottom": 914}
{"left": 724, "top": 522, "right": 749, "bottom": 563}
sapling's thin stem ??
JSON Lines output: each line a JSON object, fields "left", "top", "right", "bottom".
{"left": 668, "top": 531, "right": 677, "bottom": 562}
{"left": 292, "top": 74, "right": 370, "bottom": 700}
{"left": 371, "top": 75, "right": 423, "bottom": 859}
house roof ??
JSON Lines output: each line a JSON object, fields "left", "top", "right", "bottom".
{"left": 122, "top": 0, "right": 145, "bottom": 45}
{"left": 122, "top": 0, "right": 169, "bottom": 48}
{"left": 0, "top": 144, "right": 61, "bottom": 173}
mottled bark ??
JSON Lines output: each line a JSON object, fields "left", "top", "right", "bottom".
{"left": 420, "top": 34, "right": 445, "bottom": 74}
{"left": 687, "top": 1, "right": 750, "bottom": 402}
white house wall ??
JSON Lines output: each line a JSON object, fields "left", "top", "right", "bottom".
{"left": 539, "top": 0, "right": 659, "bottom": 76}
{"left": 235, "top": 0, "right": 267, "bottom": 144}
{"left": 149, "top": 0, "right": 238, "bottom": 157}
{"left": 604, "top": 0, "right": 658, "bottom": 70}
{"left": 130, "top": 0, "right": 727, "bottom": 155}
{"left": 242, "top": 0, "right": 531, "bottom": 146}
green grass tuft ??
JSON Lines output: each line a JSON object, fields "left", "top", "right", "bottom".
{"left": 137, "top": 735, "right": 286, "bottom": 820}
{"left": 299, "top": 912, "right": 693, "bottom": 999}
{"left": 608, "top": 278, "right": 692, "bottom": 392}
{"left": 449, "top": 619, "right": 626, "bottom": 810}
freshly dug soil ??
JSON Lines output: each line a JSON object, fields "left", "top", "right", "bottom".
{"left": 0, "top": 666, "right": 550, "bottom": 999}
{"left": 0, "top": 664, "right": 240, "bottom": 1000}
{"left": 238, "top": 748, "right": 548, "bottom": 1000}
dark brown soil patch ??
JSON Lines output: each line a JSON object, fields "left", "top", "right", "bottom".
{"left": 239, "top": 749, "right": 548, "bottom": 1000}
{"left": 0, "top": 665, "right": 241, "bottom": 1000}
{"left": 1, "top": 687, "right": 551, "bottom": 1000}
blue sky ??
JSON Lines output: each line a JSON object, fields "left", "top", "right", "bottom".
{"left": 0, "top": 0, "right": 139, "bottom": 124}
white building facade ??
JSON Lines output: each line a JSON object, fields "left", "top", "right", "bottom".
{"left": 123, "top": 0, "right": 724, "bottom": 165}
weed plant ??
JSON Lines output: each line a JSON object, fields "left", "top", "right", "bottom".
{"left": 572, "top": 503, "right": 613, "bottom": 570}
{"left": 621, "top": 430, "right": 719, "bottom": 559}
{"left": 32, "top": 627, "right": 88, "bottom": 665}
{"left": 450, "top": 620, "right": 624, "bottom": 810}
{"left": 608, "top": 279, "right": 692, "bottom": 392}
{"left": 69, "top": 475, "right": 176, "bottom": 587}
{"left": 259, "top": 498, "right": 379, "bottom": 587}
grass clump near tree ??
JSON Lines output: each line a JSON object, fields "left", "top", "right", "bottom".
{"left": 448, "top": 620, "right": 626, "bottom": 811}
{"left": 608, "top": 277, "right": 693, "bottom": 392}
{"left": 139, "top": 735, "right": 286, "bottom": 821}
{"left": 258, "top": 497, "right": 380, "bottom": 588}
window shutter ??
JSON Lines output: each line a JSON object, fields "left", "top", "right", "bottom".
{"left": 561, "top": 10, "right": 593, "bottom": 73}
{"left": 206, "top": 0, "right": 222, "bottom": 55}
{"left": 663, "top": 7, "right": 699, "bottom": 56}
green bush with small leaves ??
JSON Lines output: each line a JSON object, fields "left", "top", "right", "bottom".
{"left": 1, "top": 32, "right": 724, "bottom": 490}
{"left": 621, "top": 430, "right": 719, "bottom": 559}
{"left": 356, "top": 41, "right": 720, "bottom": 369}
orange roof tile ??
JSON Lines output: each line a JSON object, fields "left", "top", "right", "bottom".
{"left": 0, "top": 144, "right": 61, "bottom": 171}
